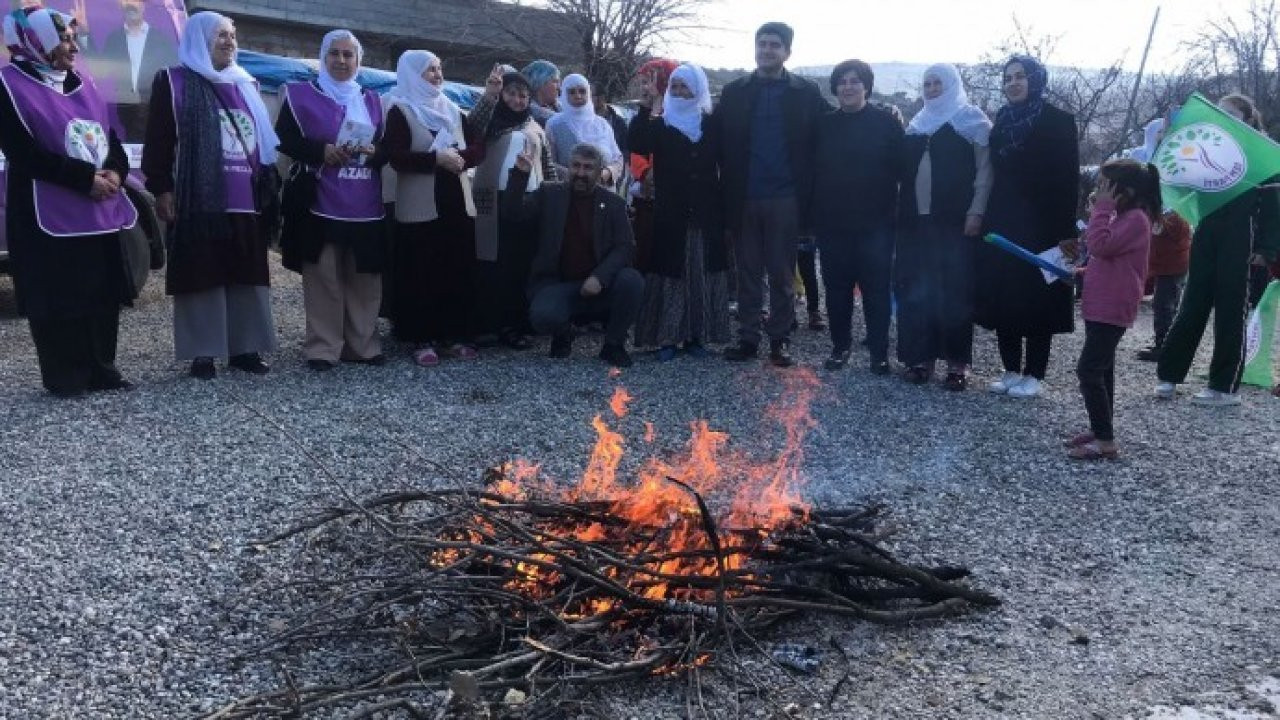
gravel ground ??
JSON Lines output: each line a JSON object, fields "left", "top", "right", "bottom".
{"left": 1, "top": 259, "right": 1278, "bottom": 720}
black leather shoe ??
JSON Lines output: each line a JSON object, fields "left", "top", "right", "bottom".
{"left": 598, "top": 343, "right": 633, "bottom": 368}
{"left": 870, "top": 359, "right": 891, "bottom": 376}
{"left": 90, "top": 369, "right": 134, "bottom": 391}
{"left": 903, "top": 366, "right": 931, "bottom": 384}
{"left": 549, "top": 335, "right": 573, "bottom": 358}
{"left": 190, "top": 358, "right": 216, "bottom": 380}
{"left": 228, "top": 353, "right": 270, "bottom": 374}
{"left": 307, "top": 359, "right": 336, "bottom": 372}
{"left": 723, "top": 342, "right": 758, "bottom": 362}
{"left": 769, "top": 339, "right": 794, "bottom": 368}
{"left": 823, "top": 349, "right": 851, "bottom": 370}
{"left": 943, "top": 372, "right": 968, "bottom": 391}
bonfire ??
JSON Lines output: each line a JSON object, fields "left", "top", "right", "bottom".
{"left": 206, "top": 371, "right": 998, "bottom": 718}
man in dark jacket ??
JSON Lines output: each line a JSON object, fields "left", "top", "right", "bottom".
{"left": 710, "top": 21, "right": 832, "bottom": 367}
{"left": 505, "top": 142, "right": 644, "bottom": 368}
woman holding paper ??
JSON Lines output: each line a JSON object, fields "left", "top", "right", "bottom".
{"left": 380, "top": 50, "right": 485, "bottom": 367}
{"left": 974, "top": 55, "right": 1079, "bottom": 398}
{"left": 895, "top": 63, "right": 993, "bottom": 391}
{"left": 275, "top": 29, "right": 388, "bottom": 370}
{"left": 467, "top": 70, "right": 556, "bottom": 350}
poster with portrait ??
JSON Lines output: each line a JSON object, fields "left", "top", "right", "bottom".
{"left": 3, "top": 0, "right": 188, "bottom": 144}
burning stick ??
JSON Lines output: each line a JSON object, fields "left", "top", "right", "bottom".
{"left": 205, "top": 373, "right": 998, "bottom": 718}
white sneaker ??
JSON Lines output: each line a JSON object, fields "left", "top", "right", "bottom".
{"left": 1154, "top": 382, "right": 1177, "bottom": 399}
{"left": 1007, "top": 376, "right": 1043, "bottom": 397}
{"left": 988, "top": 371, "right": 1024, "bottom": 394}
{"left": 1191, "top": 388, "right": 1241, "bottom": 406}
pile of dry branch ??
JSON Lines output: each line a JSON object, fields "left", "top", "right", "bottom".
{"left": 204, "top": 477, "right": 999, "bottom": 719}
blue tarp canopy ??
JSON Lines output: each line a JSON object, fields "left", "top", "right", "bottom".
{"left": 237, "top": 50, "right": 482, "bottom": 110}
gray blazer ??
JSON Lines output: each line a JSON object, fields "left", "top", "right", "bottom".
{"left": 503, "top": 168, "right": 635, "bottom": 298}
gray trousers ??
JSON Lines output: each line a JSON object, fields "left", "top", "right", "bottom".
{"left": 173, "top": 285, "right": 276, "bottom": 360}
{"left": 735, "top": 196, "right": 799, "bottom": 346}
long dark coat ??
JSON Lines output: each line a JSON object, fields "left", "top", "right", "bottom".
{"left": 626, "top": 106, "right": 726, "bottom": 279}
{"left": 974, "top": 103, "right": 1079, "bottom": 335}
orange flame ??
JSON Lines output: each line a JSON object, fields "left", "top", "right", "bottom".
{"left": 489, "top": 370, "right": 822, "bottom": 608}
{"left": 609, "top": 387, "right": 632, "bottom": 418}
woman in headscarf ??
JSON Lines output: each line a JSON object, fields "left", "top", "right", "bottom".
{"left": 544, "top": 74, "right": 624, "bottom": 187}
{"left": 629, "top": 63, "right": 728, "bottom": 360}
{"left": 974, "top": 55, "right": 1079, "bottom": 398}
{"left": 142, "top": 11, "right": 280, "bottom": 379}
{"left": 381, "top": 49, "right": 485, "bottom": 367}
{"left": 895, "top": 63, "right": 993, "bottom": 391}
{"left": 466, "top": 70, "right": 557, "bottom": 350}
{"left": 521, "top": 59, "right": 561, "bottom": 127}
{"left": 0, "top": 7, "right": 137, "bottom": 397}
{"left": 1125, "top": 118, "right": 1165, "bottom": 163}
{"left": 275, "top": 29, "right": 387, "bottom": 371}
{"left": 629, "top": 58, "right": 678, "bottom": 185}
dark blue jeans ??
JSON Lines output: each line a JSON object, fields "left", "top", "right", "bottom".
{"left": 529, "top": 268, "right": 645, "bottom": 347}
{"left": 819, "top": 226, "right": 894, "bottom": 360}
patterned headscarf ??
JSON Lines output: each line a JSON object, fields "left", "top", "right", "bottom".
{"left": 4, "top": 8, "right": 74, "bottom": 79}
{"left": 316, "top": 29, "right": 370, "bottom": 127}
{"left": 638, "top": 58, "right": 679, "bottom": 96}
{"left": 991, "top": 54, "right": 1048, "bottom": 157}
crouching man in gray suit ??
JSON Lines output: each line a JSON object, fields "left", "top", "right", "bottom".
{"left": 504, "top": 142, "right": 644, "bottom": 368}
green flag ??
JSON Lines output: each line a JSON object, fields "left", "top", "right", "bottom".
{"left": 1155, "top": 92, "right": 1280, "bottom": 227}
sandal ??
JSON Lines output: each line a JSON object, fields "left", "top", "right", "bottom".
{"left": 413, "top": 346, "right": 440, "bottom": 367}
{"left": 1062, "top": 432, "right": 1095, "bottom": 448}
{"left": 447, "top": 343, "right": 479, "bottom": 360}
{"left": 1067, "top": 441, "right": 1119, "bottom": 461}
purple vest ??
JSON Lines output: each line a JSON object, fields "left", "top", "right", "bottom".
{"left": 282, "top": 82, "right": 384, "bottom": 222}
{"left": 167, "top": 68, "right": 257, "bottom": 213}
{"left": 0, "top": 65, "right": 138, "bottom": 237}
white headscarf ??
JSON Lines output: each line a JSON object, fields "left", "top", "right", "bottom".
{"left": 662, "top": 63, "right": 711, "bottom": 142}
{"left": 1127, "top": 118, "right": 1165, "bottom": 163}
{"left": 316, "top": 29, "right": 369, "bottom": 126}
{"left": 178, "top": 11, "right": 279, "bottom": 163}
{"left": 548, "top": 74, "right": 620, "bottom": 162}
{"left": 385, "top": 50, "right": 465, "bottom": 149}
{"left": 906, "top": 63, "right": 992, "bottom": 146}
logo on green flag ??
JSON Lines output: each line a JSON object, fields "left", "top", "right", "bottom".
{"left": 1158, "top": 124, "right": 1246, "bottom": 191}
{"left": 1156, "top": 93, "right": 1280, "bottom": 227}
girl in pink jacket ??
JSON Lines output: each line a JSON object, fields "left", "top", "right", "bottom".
{"left": 1067, "top": 159, "right": 1161, "bottom": 460}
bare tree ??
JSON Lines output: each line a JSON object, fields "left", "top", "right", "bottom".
{"left": 487, "top": 0, "right": 716, "bottom": 99}
{"left": 1185, "top": 0, "right": 1280, "bottom": 134}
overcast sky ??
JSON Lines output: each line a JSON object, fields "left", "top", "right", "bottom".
{"left": 666, "top": 0, "right": 1240, "bottom": 74}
